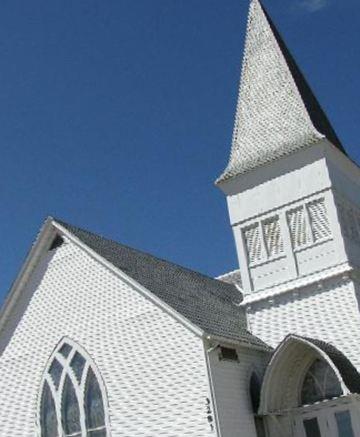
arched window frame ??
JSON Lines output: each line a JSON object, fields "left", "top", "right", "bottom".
{"left": 298, "top": 357, "right": 342, "bottom": 406}
{"left": 259, "top": 335, "right": 349, "bottom": 414}
{"left": 37, "top": 337, "right": 111, "bottom": 436}
{"left": 248, "top": 368, "right": 267, "bottom": 437}
{"left": 249, "top": 370, "right": 262, "bottom": 413}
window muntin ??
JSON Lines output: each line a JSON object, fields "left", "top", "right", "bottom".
{"left": 59, "top": 343, "right": 72, "bottom": 358}
{"left": 71, "top": 352, "right": 86, "bottom": 384}
{"left": 301, "top": 359, "right": 342, "bottom": 405}
{"left": 39, "top": 340, "right": 108, "bottom": 437}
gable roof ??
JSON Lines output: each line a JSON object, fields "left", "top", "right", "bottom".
{"left": 216, "top": 0, "right": 345, "bottom": 184}
{"left": 56, "top": 220, "right": 268, "bottom": 348}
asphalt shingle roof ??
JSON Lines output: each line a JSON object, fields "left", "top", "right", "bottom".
{"left": 56, "top": 220, "right": 268, "bottom": 348}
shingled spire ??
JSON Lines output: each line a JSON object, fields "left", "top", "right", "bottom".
{"left": 216, "top": 0, "right": 344, "bottom": 184}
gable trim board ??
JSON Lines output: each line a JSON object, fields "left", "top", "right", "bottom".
{"left": 0, "top": 217, "right": 56, "bottom": 353}
{"left": 0, "top": 229, "right": 219, "bottom": 436}
{"left": 53, "top": 221, "right": 203, "bottom": 339}
{"left": 0, "top": 217, "right": 269, "bottom": 357}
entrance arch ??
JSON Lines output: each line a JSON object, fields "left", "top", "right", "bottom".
{"left": 259, "top": 335, "right": 360, "bottom": 414}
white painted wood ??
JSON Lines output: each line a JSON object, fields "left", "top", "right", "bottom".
{"left": 0, "top": 239, "right": 214, "bottom": 436}
{"left": 206, "top": 343, "right": 269, "bottom": 437}
{"left": 221, "top": 138, "right": 359, "bottom": 295}
{"left": 245, "top": 276, "right": 360, "bottom": 371}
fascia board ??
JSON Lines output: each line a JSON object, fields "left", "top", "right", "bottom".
{"left": 52, "top": 220, "right": 204, "bottom": 339}
{"left": 0, "top": 217, "right": 56, "bottom": 337}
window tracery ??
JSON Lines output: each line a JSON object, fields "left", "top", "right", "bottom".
{"left": 39, "top": 340, "right": 108, "bottom": 437}
{"left": 301, "top": 358, "right": 342, "bottom": 405}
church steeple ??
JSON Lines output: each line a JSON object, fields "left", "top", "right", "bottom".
{"left": 217, "top": 1, "right": 359, "bottom": 295}
{"left": 216, "top": 0, "right": 344, "bottom": 184}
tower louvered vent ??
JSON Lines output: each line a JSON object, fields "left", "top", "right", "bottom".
{"left": 287, "top": 207, "right": 309, "bottom": 249}
{"left": 307, "top": 199, "right": 331, "bottom": 241}
{"left": 263, "top": 217, "right": 284, "bottom": 257}
{"left": 244, "top": 224, "right": 263, "bottom": 263}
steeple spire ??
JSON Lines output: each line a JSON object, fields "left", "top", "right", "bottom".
{"left": 216, "top": 0, "right": 344, "bottom": 184}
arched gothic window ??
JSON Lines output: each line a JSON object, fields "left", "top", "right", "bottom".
{"left": 301, "top": 358, "right": 342, "bottom": 405}
{"left": 249, "top": 372, "right": 266, "bottom": 437}
{"left": 250, "top": 372, "right": 261, "bottom": 413}
{"left": 39, "top": 339, "right": 109, "bottom": 437}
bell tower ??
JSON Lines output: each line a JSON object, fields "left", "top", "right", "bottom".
{"left": 217, "top": 0, "right": 360, "bottom": 295}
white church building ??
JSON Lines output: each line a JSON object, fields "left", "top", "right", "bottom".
{"left": 1, "top": 1, "right": 359, "bottom": 436}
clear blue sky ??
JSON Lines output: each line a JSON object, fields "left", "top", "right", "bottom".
{"left": 0, "top": 0, "right": 359, "bottom": 304}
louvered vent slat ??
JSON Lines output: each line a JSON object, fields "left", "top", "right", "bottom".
{"left": 263, "top": 217, "right": 284, "bottom": 257}
{"left": 244, "top": 224, "right": 263, "bottom": 263}
{"left": 307, "top": 199, "right": 331, "bottom": 241}
{"left": 287, "top": 207, "right": 309, "bottom": 249}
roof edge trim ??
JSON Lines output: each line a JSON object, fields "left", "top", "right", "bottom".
{"left": 0, "top": 217, "right": 56, "bottom": 352}
{"left": 53, "top": 220, "right": 205, "bottom": 338}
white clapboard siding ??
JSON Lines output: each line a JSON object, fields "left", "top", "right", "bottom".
{"left": 246, "top": 277, "right": 360, "bottom": 370}
{"left": 0, "top": 240, "right": 214, "bottom": 437}
{"left": 207, "top": 345, "right": 268, "bottom": 437}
